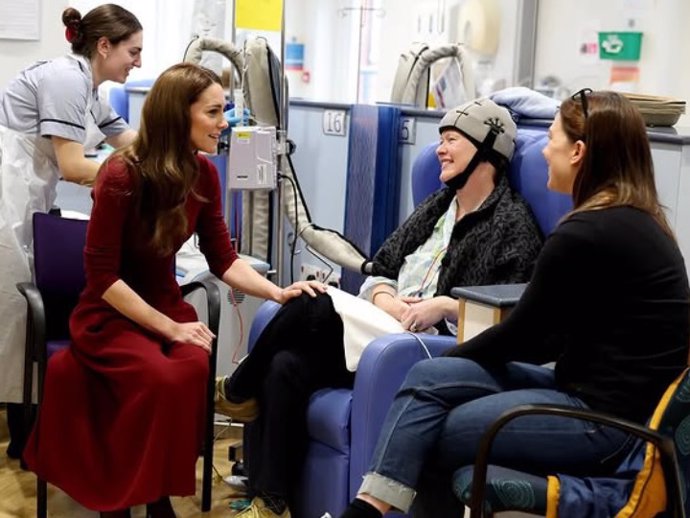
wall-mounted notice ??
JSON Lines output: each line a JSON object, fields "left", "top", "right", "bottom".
{"left": 236, "top": 0, "right": 283, "bottom": 31}
{"left": 0, "top": 0, "right": 40, "bottom": 41}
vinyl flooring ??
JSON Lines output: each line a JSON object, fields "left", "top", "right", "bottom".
{"left": 0, "top": 406, "right": 248, "bottom": 518}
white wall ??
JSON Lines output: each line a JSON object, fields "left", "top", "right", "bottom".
{"left": 534, "top": 1, "right": 610, "bottom": 93}
{"left": 286, "top": 0, "right": 532, "bottom": 104}
{"left": 288, "top": 0, "right": 360, "bottom": 102}
{"left": 4, "top": 1, "right": 690, "bottom": 124}
{"left": 0, "top": 0, "right": 67, "bottom": 89}
{"left": 534, "top": 0, "right": 690, "bottom": 125}
{"left": 374, "top": 0, "right": 438, "bottom": 103}
{"left": 0, "top": 0, "right": 200, "bottom": 92}
{"left": 69, "top": 0, "right": 195, "bottom": 82}
{"left": 634, "top": 0, "right": 690, "bottom": 117}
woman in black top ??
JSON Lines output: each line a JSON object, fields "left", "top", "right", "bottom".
{"left": 337, "top": 91, "right": 690, "bottom": 518}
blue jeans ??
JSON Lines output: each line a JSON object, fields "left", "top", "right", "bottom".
{"left": 360, "top": 358, "right": 632, "bottom": 512}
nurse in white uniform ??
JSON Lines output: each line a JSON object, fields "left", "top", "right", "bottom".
{"left": 0, "top": 3, "right": 143, "bottom": 457}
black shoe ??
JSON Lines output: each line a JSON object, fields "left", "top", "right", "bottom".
{"left": 6, "top": 440, "right": 22, "bottom": 460}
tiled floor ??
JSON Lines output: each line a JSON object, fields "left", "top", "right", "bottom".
{"left": 0, "top": 407, "right": 247, "bottom": 518}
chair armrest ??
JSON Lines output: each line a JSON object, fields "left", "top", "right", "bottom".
{"left": 181, "top": 280, "right": 221, "bottom": 336}
{"left": 349, "top": 333, "right": 455, "bottom": 499}
{"left": 179, "top": 278, "right": 223, "bottom": 512}
{"left": 17, "top": 282, "right": 47, "bottom": 364}
{"left": 181, "top": 279, "right": 222, "bottom": 392}
{"left": 468, "top": 404, "right": 682, "bottom": 518}
{"left": 247, "top": 300, "right": 281, "bottom": 353}
{"left": 450, "top": 283, "right": 527, "bottom": 308}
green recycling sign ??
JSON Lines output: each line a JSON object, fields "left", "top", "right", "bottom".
{"left": 598, "top": 32, "right": 643, "bottom": 61}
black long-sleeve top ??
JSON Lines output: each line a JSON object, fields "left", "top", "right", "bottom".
{"left": 451, "top": 206, "right": 690, "bottom": 423}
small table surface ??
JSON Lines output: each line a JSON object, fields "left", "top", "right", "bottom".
{"left": 450, "top": 283, "right": 528, "bottom": 308}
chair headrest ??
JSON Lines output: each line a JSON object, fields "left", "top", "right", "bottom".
{"left": 411, "top": 143, "right": 442, "bottom": 207}
{"left": 109, "top": 78, "right": 155, "bottom": 122}
{"left": 508, "top": 128, "right": 572, "bottom": 235}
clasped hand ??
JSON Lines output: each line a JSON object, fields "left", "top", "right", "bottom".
{"left": 399, "top": 297, "right": 445, "bottom": 332}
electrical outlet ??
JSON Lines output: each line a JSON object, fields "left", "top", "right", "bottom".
{"left": 324, "top": 271, "right": 340, "bottom": 289}
{"left": 300, "top": 263, "right": 321, "bottom": 282}
{"left": 300, "top": 263, "right": 340, "bottom": 289}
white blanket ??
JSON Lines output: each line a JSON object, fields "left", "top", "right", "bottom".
{"left": 327, "top": 287, "right": 405, "bottom": 371}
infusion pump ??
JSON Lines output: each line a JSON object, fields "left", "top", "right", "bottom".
{"left": 227, "top": 126, "right": 278, "bottom": 190}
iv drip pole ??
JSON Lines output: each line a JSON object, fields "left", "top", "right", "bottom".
{"left": 206, "top": 1, "right": 366, "bottom": 281}
{"left": 228, "top": 1, "right": 287, "bottom": 285}
{"left": 275, "top": 0, "right": 287, "bottom": 286}
{"left": 225, "top": 4, "right": 236, "bottom": 230}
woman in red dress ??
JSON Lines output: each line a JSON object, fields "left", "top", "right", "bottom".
{"left": 23, "top": 63, "right": 324, "bottom": 518}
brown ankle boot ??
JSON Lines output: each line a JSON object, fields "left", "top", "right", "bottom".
{"left": 214, "top": 376, "right": 259, "bottom": 422}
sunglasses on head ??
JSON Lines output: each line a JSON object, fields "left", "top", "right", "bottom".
{"left": 571, "top": 88, "right": 593, "bottom": 119}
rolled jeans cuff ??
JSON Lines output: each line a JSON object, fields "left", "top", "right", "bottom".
{"left": 359, "top": 471, "right": 416, "bottom": 513}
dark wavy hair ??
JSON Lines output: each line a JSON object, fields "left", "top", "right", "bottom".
{"left": 560, "top": 90, "right": 673, "bottom": 238}
{"left": 62, "top": 4, "right": 142, "bottom": 58}
{"left": 116, "top": 63, "right": 222, "bottom": 255}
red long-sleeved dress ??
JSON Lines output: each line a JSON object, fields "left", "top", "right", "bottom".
{"left": 23, "top": 154, "right": 237, "bottom": 511}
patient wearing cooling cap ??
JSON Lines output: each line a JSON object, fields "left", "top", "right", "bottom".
{"left": 363, "top": 97, "right": 542, "bottom": 338}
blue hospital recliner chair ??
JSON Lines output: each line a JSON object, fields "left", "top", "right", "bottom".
{"left": 108, "top": 78, "right": 154, "bottom": 123}
{"left": 246, "top": 125, "right": 570, "bottom": 517}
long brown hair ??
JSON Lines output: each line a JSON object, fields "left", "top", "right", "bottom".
{"left": 560, "top": 90, "right": 673, "bottom": 237}
{"left": 118, "top": 63, "right": 222, "bottom": 255}
{"left": 62, "top": 4, "right": 142, "bottom": 58}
